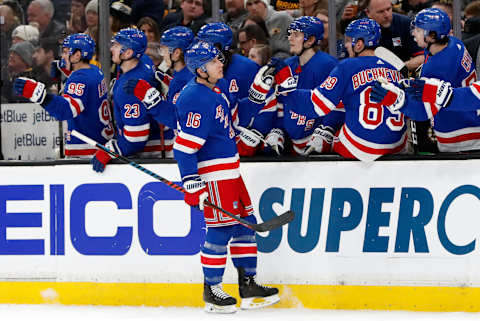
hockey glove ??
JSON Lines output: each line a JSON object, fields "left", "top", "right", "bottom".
{"left": 236, "top": 127, "right": 264, "bottom": 156}
{"left": 305, "top": 125, "right": 335, "bottom": 155}
{"left": 154, "top": 70, "right": 172, "bottom": 97}
{"left": 264, "top": 128, "right": 284, "bottom": 155}
{"left": 414, "top": 77, "right": 453, "bottom": 111}
{"left": 123, "top": 79, "right": 162, "bottom": 109}
{"left": 248, "top": 65, "right": 275, "bottom": 104}
{"left": 183, "top": 175, "right": 208, "bottom": 210}
{"left": 274, "top": 65, "right": 296, "bottom": 95}
{"left": 50, "top": 59, "right": 71, "bottom": 79}
{"left": 13, "top": 77, "right": 47, "bottom": 104}
{"left": 90, "top": 140, "right": 119, "bottom": 173}
{"left": 370, "top": 79, "right": 405, "bottom": 112}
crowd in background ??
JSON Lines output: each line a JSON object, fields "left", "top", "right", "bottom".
{"left": 0, "top": 0, "right": 480, "bottom": 159}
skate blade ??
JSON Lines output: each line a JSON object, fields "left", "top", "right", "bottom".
{"left": 204, "top": 303, "right": 237, "bottom": 314}
{"left": 240, "top": 294, "right": 280, "bottom": 310}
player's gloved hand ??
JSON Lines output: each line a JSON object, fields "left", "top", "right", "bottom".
{"left": 236, "top": 127, "right": 264, "bottom": 156}
{"left": 248, "top": 65, "right": 276, "bottom": 104}
{"left": 123, "top": 78, "right": 162, "bottom": 109}
{"left": 13, "top": 77, "right": 47, "bottom": 104}
{"left": 90, "top": 140, "right": 119, "bottom": 173}
{"left": 264, "top": 128, "right": 284, "bottom": 155}
{"left": 154, "top": 70, "right": 173, "bottom": 97}
{"left": 50, "top": 59, "right": 71, "bottom": 79}
{"left": 413, "top": 77, "right": 453, "bottom": 111}
{"left": 305, "top": 125, "right": 335, "bottom": 155}
{"left": 370, "top": 78, "right": 405, "bottom": 112}
{"left": 183, "top": 174, "right": 209, "bottom": 210}
{"left": 272, "top": 59, "right": 296, "bottom": 95}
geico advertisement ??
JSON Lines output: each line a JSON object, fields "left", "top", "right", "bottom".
{"left": 0, "top": 160, "right": 479, "bottom": 285}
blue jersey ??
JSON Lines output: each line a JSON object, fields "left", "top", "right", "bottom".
{"left": 224, "top": 54, "right": 259, "bottom": 103}
{"left": 43, "top": 65, "right": 113, "bottom": 158}
{"left": 283, "top": 56, "right": 407, "bottom": 161}
{"left": 280, "top": 51, "right": 343, "bottom": 154}
{"left": 168, "top": 66, "right": 195, "bottom": 104}
{"left": 112, "top": 61, "right": 163, "bottom": 157}
{"left": 173, "top": 78, "right": 239, "bottom": 182}
{"left": 420, "top": 36, "right": 479, "bottom": 152}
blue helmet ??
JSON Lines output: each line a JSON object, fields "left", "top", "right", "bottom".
{"left": 161, "top": 26, "right": 194, "bottom": 52}
{"left": 113, "top": 28, "right": 147, "bottom": 59}
{"left": 345, "top": 18, "right": 381, "bottom": 48}
{"left": 196, "top": 22, "right": 233, "bottom": 51}
{"left": 288, "top": 16, "right": 324, "bottom": 45}
{"left": 185, "top": 41, "right": 221, "bottom": 74}
{"left": 413, "top": 8, "right": 451, "bottom": 40}
{"left": 62, "top": 33, "right": 95, "bottom": 60}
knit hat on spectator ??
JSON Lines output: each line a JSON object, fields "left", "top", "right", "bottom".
{"left": 245, "top": 0, "right": 270, "bottom": 8}
{"left": 10, "top": 41, "right": 35, "bottom": 66}
{"left": 11, "top": 25, "right": 40, "bottom": 44}
{"left": 85, "top": 0, "right": 98, "bottom": 14}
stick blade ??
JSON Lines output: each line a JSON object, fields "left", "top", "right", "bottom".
{"left": 374, "top": 46, "right": 409, "bottom": 77}
{"left": 252, "top": 210, "right": 295, "bottom": 232}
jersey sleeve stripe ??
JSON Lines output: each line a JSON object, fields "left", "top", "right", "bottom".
{"left": 311, "top": 89, "right": 335, "bottom": 116}
{"left": 62, "top": 94, "right": 84, "bottom": 117}
{"left": 421, "top": 83, "right": 440, "bottom": 118}
{"left": 174, "top": 136, "right": 204, "bottom": 154}
{"left": 471, "top": 82, "right": 480, "bottom": 100}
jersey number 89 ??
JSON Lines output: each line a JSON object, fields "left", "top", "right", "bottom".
{"left": 359, "top": 87, "right": 404, "bottom": 131}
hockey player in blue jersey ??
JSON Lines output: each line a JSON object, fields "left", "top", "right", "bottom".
{"left": 260, "top": 16, "right": 342, "bottom": 156}
{"left": 14, "top": 33, "right": 113, "bottom": 158}
{"left": 266, "top": 19, "right": 408, "bottom": 161}
{"left": 371, "top": 8, "right": 478, "bottom": 153}
{"left": 159, "top": 26, "right": 195, "bottom": 104}
{"left": 196, "top": 22, "right": 260, "bottom": 103}
{"left": 90, "top": 28, "right": 165, "bottom": 172}
{"left": 174, "top": 41, "right": 279, "bottom": 313}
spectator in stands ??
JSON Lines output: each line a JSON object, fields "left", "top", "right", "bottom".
{"left": 27, "top": 0, "right": 67, "bottom": 41}
{"left": 160, "top": 0, "right": 207, "bottom": 34}
{"left": 131, "top": 0, "right": 165, "bottom": 28}
{"left": 138, "top": 16, "right": 161, "bottom": 43}
{"left": 84, "top": 0, "right": 98, "bottom": 36}
{"left": 299, "top": 0, "right": 327, "bottom": 17}
{"left": 223, "top": 0, "right": 249, "bottom": 33}
{"left": 248, "top": 43, "right": 271, "bottom": 65}
{"left": 245, "top": 0, "right": 293, "bottom": 58}
{"left": 241, "top": 14, "right": 270, "bottom": 38}
{"left": 463, "top": 1, "right": 480, "bottom": 41}
{"left": 51, "top": 0, "right": 71, "bottom": 25}
{"left": 364, "top": 0, "right": 424, "bottom": 71}
{"left": 11, "top": 24, "right": 40, "bottom": 45}
{"left": 1, "top": 3, "right": 21, "bottom": 66}
{"left": 32, "top": 37, "right": 57, "bottom": 90}
{"left": 110, "top": 0, "right": 134, "bottom": 34}
{"left": 67, "top": 0, "right": 89, "bottom": 34}
{"left": 2, "top": 41, "right": 36, "bottom": 103}
{"left": 237, "top": 24, "right": 269, "bottom": 56}
{"left": 399, "top": 0, "right": 433, "bottom": 18}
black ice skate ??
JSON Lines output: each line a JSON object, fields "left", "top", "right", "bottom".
{"left": 238, "top": 267, "right": 280, "bottom": 309}
{"left": 203, "top": 283, "right": 237, "bottom": 314}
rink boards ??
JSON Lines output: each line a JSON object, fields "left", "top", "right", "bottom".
{"left": 1, "top": 159, "right": 480, "bottom": 311}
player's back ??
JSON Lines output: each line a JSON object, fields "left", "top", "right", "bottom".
{"left": 321, "top": 56, "right": 407, "bottom": 161}
{"left": 421, "top": 36, "right": 479, "bottom": 151}
{"left": 64, "top": 65, "right": 113, "bottom": 157}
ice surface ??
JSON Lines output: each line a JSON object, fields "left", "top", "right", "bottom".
{"left": 0, "top": 305, "right": 479, "bottom": 321}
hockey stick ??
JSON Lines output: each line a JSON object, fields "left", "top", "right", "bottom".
{"left": 71, "top": 130, "right": 294, "bottom": 232}
{"left": 374, "top": 46, "right": 418, "bottom": 154}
